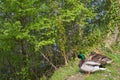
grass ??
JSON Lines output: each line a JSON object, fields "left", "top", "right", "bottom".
{"left": 50, "top": 58, "right": 79, "bottom": 80}
{"left": 50, "top": 47, "right": 120, "bottom": 80}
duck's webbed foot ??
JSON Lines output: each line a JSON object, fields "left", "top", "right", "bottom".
{"left": 87, "top": 72, "right": 91, "bottom": 77}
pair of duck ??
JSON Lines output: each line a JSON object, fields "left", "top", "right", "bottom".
{"left": 78, "top": 52, "right": 113, "bottom": 76}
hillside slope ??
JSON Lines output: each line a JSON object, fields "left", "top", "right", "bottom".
{"left": 51, "top": 48, "right": 120, "bottom": 80}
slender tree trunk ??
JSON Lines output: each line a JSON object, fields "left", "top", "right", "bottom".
{"left": 63, "top": 50, "right": 68, "bottom": 65}
{"left": 113, "top": 23, "right": 119, "bottom": 43}
{"left": 18, "top": 39, "right": 28, "bottom": 67}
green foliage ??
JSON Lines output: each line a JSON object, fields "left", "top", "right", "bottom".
{"left": 0, "top": 0, "right": 120, "bottom": 79}
{"left": 0, "top": 0, "right": 56, "bottom": 79}
{"left": 17, "top": 67, "right": 29, "bottom": 80}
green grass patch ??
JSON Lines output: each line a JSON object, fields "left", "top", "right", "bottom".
{"left": 50, "top": 58, "right": 80, "bottom": 80}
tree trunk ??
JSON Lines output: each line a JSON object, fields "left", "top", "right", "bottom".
{"left": 113, "top": 23, "right": 119, "bottom": 43}
{"left": 63, "top": 50, "right": 68, "bottom": 65}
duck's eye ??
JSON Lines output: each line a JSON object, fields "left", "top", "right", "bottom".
{"left": 78, "top": 55, "right": 82, "bottom": 58}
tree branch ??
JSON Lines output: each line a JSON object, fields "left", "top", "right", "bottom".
{"left": 40, "top": 52, "right": 57, "bottom": 70}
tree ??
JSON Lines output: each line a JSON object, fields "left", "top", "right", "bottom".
{"left": 0, "top": 0, "right": 55, "bottom": 79}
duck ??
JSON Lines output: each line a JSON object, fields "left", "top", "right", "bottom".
{"left": 78, "top": 53, "right": 106, "bottom": 76}
{"left": 88, "top": 51, "right": 113, "bottom": 65}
